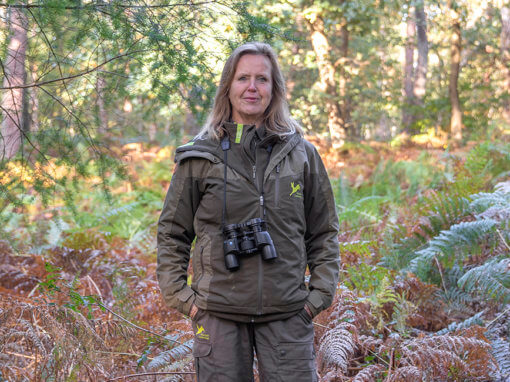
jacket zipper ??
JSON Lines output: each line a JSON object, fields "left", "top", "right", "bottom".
{"left": 252, "top": 163, "right": 263, "bottom": 315}
{"left": 275, "top": 163, "right": 280, "bottom": 207}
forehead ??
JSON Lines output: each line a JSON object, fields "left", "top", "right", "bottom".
{"left": 234, "top": 54, "right": 272, "bottom": 75}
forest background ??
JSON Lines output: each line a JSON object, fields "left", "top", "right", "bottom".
{"left": 1, "top": 0, "right": 510, "bottom": 381}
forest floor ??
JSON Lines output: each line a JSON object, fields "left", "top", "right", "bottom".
{"left": 1, "top": 138, "right": 509, "bottom": 381}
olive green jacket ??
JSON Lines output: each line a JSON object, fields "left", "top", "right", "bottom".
{"left": 157, "top": 123, "right": 340, "bottom": 320}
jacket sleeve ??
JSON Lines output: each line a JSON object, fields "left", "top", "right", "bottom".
{"left": 156, "top": 158, "right": 201, "bottom": 316}
{"left": 303, "top": 143, "right": 340, "bottom": 317}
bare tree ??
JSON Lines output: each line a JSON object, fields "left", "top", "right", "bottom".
{"left": 414, "top": 1, "right": 428, "bottom": 111}
{"left": 501, "top": 6, "right": 510, "bottom": 124}
{"left": 402, "top": 4, "right": 416, "bottom": 132}
{"left": 1, "top": 7, "right": 28, "bottom": 160}
{"left": 449, "top": 0, "right": 462, "bottom": 143}
{"left": 402, "top": 0, "right": 428, "bottom": 133}
{"left": 306, "top": 14, "right": 346, "bottom": 148}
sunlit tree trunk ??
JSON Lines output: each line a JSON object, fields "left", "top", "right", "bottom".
{"left": 402, "top": 1, "right": 428, "bottom": 134}
{"left": 338, "top": 22, "right": 352, "bottom": 138}
{"left": 402, "top": 5, "right": 416, "bottom": 132}
{"left": 449, "top": 1, "right": 462, "bottom": 143}
{"left": 1, "top": 8, "right": 28, "bottom": 160}
{"left": 306, "top": 14, "right": 346, "bottom": 149}
{"left": 414, "top": 1, "right": 428, "bottom": 111}
{"left": 501, "top": 6, "right": 510, "bottom": 124}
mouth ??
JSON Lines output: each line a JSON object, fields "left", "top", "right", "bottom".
{"left": 243, "top": 97, "right": 259, "bottom": 102}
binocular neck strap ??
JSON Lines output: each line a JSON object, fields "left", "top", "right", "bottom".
{"left": 220, "top": 135, "right": 273, "bottom": 231}
{"left": 221, "top": 136, "right": 230, "bottom": 233}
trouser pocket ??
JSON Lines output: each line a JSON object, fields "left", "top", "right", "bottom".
{"left": 277, "top": 341, "right": 317, "bottom": 381}
{"left": 193, "top": 340, "right": 212, "bottom": 380}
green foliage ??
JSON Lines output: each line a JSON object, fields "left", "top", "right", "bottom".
{"left": 436, "top": 310, "right": 485, "bottom": 335}
{"left": 458, "top": 257, "right": 510, "bottom": 304}
{"left": 147, "top": 338, "right": 194, "bottom": 371}
{"left": 490, "top": 339, "right": 510, "bottom": 379}
{"left": 409, "top": 219, "right": 498, "bottom": 279}
{"left": 334, "top": 154, "right": 447, "bottom": 236}
{"left": 345, "top": 263, "right": 393, "bottom": 296}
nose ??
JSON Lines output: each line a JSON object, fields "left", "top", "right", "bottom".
{"left": 247, "top": 79, "right": 257, "bottom": 91}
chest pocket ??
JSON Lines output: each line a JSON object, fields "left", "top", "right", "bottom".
{"left": 271, "top": 161, "right": 305, "bottom": 211}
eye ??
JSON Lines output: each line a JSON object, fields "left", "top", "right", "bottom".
{"left": 257, "top": 76, "right": 268, "bottom": 82}
{"left": 238, "top": 75, "right": 247, "bottom": 81}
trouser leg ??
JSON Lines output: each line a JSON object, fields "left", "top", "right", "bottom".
{"left": 192, "top": 310, "right": 255, "bottom": 382}
{"left": 254, "top": 309, "right": 318, "bottom": 382}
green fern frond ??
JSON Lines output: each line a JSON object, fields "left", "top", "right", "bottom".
{"left": 458, "top": 258, "right": 510, "bottom": 303}
{"left": 408, "top": 219, "right": 498, "bottom": 278}
{"left": 470, "top": 191, "right": 510, "bottom": 213}
{"left": 417, "top": 192, "right": 470, "bottom": 230}
{"left": 147, "top": 339, "right": 193, "bottom": 371}
{"left": 436, "top": 310, "right": 485, "bottom": 335}
{"left": 383, "top": 195, "right": 470, "bottom": 270}
{"left": 490, "top": 338, "right": 510, "bottom": 379}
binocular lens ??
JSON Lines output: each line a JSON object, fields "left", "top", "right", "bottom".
{"left": 261, "top": 245, "right": 277, "bottom": 261}
{"left": 225, "top": 253, "right": 240, "bottom": 271}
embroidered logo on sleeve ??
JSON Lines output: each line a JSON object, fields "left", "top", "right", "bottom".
{"left": 290, "top": 181, "right": 303, "bottom": 198}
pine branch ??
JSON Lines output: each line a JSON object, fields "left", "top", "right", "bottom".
{"left": 0, "top": 50, "right": 146, "bottom": 90}
{"left": 0, "top": 2, "right": 219, "bottom": 10}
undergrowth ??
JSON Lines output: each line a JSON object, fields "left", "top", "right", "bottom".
{"left": 1, "top": 141, "right": 509, "bottom": 380}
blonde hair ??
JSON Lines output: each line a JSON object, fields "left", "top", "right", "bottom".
{"left": 199, "top": 42, "right": 302, "bottom": 139}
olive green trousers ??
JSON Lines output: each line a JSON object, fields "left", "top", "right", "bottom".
{"left": 191, "top": 309, "right": 318, "bottom": 382}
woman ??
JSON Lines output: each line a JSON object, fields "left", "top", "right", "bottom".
{"left": 157, "top": 42, "right": 339, "bottom": 381}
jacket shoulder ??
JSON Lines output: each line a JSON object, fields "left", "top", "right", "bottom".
{"left": 174, "top": 134, "right": 222, "bottom": 164}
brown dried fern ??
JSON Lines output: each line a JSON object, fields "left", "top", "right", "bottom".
{"left": 317, "top": 322, "right": 358, "bottom": 375}
{"left": 352, "top": 363, "right": 385, "bottom": 382}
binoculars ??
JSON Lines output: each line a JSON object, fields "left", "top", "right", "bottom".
{"left": 223, "top": 218, "right": 277, "bottom": 271}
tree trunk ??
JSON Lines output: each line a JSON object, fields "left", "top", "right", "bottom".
{"left": 338, "top": 23, "right": 352, "bottom": 138}
{"left": 28, "top": 62, "right": 39, "bottom": 132}
{"left": 306, "top": 15, "right": 346, "bottom": 148}
{"left": 501, "top": 6, "right": 510, "bottom": 124}
{"left": 414, "top": 1, "right": 428, "bottom": 109}
{"left": 449, "top": 2, "right": 462, "bottom": 142}
{"left": 96, "top": 72, "right": 108, "bottom": 135}
{"left": 1, "top": 8, "right": 28, "bottom": 160}
{"left": 402, "top": 6, "right": 416, "bottom": 132}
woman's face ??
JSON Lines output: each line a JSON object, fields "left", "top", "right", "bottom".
{"left": 229, "top": 54, "right": 273, "bottom": 126}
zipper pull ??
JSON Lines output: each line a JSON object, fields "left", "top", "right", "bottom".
{"left": 276, "top": 164, "right": 280, "bottom": 173}
{"left": 252, "top": 165, "right": 256, "bottom": 180}
{"left": 260, "top": 195, "right": 264, "bottom": 206}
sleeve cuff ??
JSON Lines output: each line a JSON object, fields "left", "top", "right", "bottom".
{"left": 176, "top": 286, "right": 196, "bottom": 316}
{"left": 305, "top": 290, "right": 324, "bottom": 317}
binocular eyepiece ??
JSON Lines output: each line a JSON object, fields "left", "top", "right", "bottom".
{"left": 223, "top": 218, "right": 277, "bottom": 271}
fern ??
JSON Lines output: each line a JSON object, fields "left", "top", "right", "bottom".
{"left": 470, "top": 190, "right": 510, "bottom": 213}
{"left": 386, "top": 366, "right": 422, "bottom": 382}
{"left": 382, "top": 194, "right": 470, "bottom": 270}
{"left": 317, "top": 322, "right": 358, "bottom": 374}
{"left": 148, "top": 339, "right": 194, "bottom": 371}
{"left": 408, "top": 219, "right": 498, "bottom": 279}
{"left": 490, "top": 338, "right": 510, "bottom": 379}
{"left": 458, "top": 257, "right": 510, "bottom": 303}
{"left": 352, "top": 364, "right": 385, "bottom": 381}
{"left": 398, "top": 334, "right": 496, "bottom": 380}
{"left": 436, "top": 310, "right": 485, "bottom": 335}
